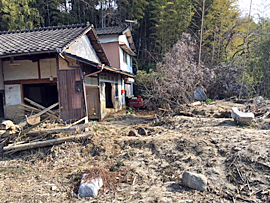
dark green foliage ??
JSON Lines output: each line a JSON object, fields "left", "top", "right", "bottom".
{"left": 0, "top": 0, "right": 41, "bottom": 30}
{"left": 0, "top": 0, "right": 270, "bottom": 99}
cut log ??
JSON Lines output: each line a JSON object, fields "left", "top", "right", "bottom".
{"left": 3, "top": 133, "right": 91, "bottom": 152}
{"left": 231, "top": 107, "right": 254, "bottom": 125}
{"left": 25, "top": 123, "right": 89, "bottom": 136}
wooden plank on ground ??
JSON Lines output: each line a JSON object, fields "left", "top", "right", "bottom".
{"left": 3, "top": 133, "right": 91, "bottom": 152}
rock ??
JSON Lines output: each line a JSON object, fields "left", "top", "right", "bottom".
{"left": 78, "top": 175, "right": 103, "bottom": 198}
{"left": 231, "top": 107, "right": 254, "bottom": 125}
{"left": 194, "top": 88, "right": 207, "bottom": 101}
{"left": 182, "top": 171, "right": 207, "bottom": 192}
{"left": 253, "top": 96, "right": 264, "bottom": 105}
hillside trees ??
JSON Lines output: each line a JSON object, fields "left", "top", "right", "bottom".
{"left": 0, "top": 0, "right": 40, "bottom": 30}
{"left": 0, "top": 0, "right": 270, "bottom": 100}
{"left": 150, "top": 0, "right": 192, "bottom": 57}
{"left": 244, "top": 18, "right": 270, "bottom": 96}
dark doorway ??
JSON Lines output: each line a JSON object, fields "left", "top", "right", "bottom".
{"left": 0, "top": 92, "right": 4, "bottom": 117}
{"left": 23, "top": 83, "right": 58, "bottom": 107}
{"left": 105, "top": 82, "right": 113, "bottom": 108}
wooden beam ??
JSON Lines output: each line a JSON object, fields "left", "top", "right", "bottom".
{"left": 4, "top": 78, "right": 57, "bottom": 85}
{"left": 36, "top": 102, "right": 59, "bottom": 116}
{"left": 3, "top": 133, "right": 91, "bottom": 152}
{"left": 37, "top": 59, "right": 41, "bottom": 79}
{"left": 20, "top": 103, "right": 56, "bottom": 118}
{"left": 24, "top": 97, "right": 55, "bottom": 114}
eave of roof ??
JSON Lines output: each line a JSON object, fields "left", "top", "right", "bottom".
{"left": 120, "top": 42, "right": 136, "bottom": 56}
{"left": 64, "top": 52, "right": 133, "bottom": 78}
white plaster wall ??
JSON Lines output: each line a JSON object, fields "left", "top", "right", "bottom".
{"left": 119, "top": 48, "right": 132, "bottom": 73}
{"left": 40, "top": 58, "right": 57, "bottom": 78}
{"left": 65, "top": 35, "right": 101, "bottom": 64}
{"left": 99, "top": 35, "right": 118, "bottom": 43}
{"left": 5, "top": 84, "right": 21, "bottom": 105}
{"left": 119, "top": 35, "right": 130, "bottom": 49}
{"left": 119, "top": 34, "right": 133, "bottom": 73}
{"left": 0, "top": 60, "right": 4, "bottom": 90}
{"left": 3, "top": 60, "right": 38, "bottom": 80}
{"left": 117, "top": 74, "right": 122, "bottom": 106}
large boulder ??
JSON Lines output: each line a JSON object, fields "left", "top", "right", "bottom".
{"left": 182, "top": 171, "right": 207, "bottom": 192}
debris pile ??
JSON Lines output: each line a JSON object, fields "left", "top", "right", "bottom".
{"left": 0, "top": 97, "right": 90, "bottom": 154}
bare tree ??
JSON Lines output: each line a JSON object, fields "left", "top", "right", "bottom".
{"left": 135, "top": 33, "right": 213, "bottom": 110}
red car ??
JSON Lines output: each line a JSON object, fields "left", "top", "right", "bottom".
{"left": 128, "top": 95, "right": 145, "bottom": 108}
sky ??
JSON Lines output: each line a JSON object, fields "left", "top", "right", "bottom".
{"left": 237, "top": 0, "right": 270, "bottom": 20}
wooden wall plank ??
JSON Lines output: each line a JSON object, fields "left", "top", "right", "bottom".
{"left": 58, "top": 69, "right": 85, "bottom": 121}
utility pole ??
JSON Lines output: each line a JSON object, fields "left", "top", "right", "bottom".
{"left": 125, "top": 19, "right": 137, "bottom": 31}
{"left": 47, "top": 0, "right": 50, "bottom": 26}
{"left": 239, "top": 0, "right": 252, "bottom": 99}
{"left": 198, "top": 0, "right": 205, "bottom": 67}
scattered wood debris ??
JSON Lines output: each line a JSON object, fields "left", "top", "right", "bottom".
{"left": 0, "top": 97, "right": 90, "bottom": 154}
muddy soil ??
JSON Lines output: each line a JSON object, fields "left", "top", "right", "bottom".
{"left": 0, "top": 101, "right": 269, "bottom": 203}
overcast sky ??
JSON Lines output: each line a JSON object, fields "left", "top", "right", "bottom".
{"left": 237, "top": 0, "right": 270, "bottom": 19}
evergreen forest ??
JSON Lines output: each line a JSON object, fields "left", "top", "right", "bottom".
{"left": 0, "top": 0, "right": 269, "bottom": 109}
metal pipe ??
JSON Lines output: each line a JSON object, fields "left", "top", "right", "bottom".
{"left": 84, "top": 64, "right": 104, "bottom": 78}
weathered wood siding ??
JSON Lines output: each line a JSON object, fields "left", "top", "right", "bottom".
{"left": 58, "top": 69, "right": 85, "bottom": 121}
{"left": 0, "top": 59, "right": 4, "bottom": 90}
{"left": 86, "top": 86, "right": 100, "bottom": 120}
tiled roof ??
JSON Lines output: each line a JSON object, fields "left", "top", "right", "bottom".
{"left": 95, "top": 25, "right": 128, "bottom": 35}
{"left": 0, "top": 24, "right": 92, "bottom": 58}
{"left": 96, "top": 25, "right": 136, "bottom": 53}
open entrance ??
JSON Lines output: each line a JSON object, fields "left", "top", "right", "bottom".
{"left": 105, "top": 82, "right": 114, "bottom": 108}
{"left": 23, "top": 83, "right": 58, "bottom": 107}
{"left": 0, "top": 92, "right": 4, "bottom": 117}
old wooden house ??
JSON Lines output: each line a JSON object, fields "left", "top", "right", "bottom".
{"left": 96, "top": 25, "right": 136, "bottom": 99}
{"left": 0, "top": 23, "right": 134, "bottom": 122}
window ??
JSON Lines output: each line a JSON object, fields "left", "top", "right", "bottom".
{"left": 123, "top": 51, "right": 128, "bottom": 64}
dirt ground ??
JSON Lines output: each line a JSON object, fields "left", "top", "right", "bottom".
{"left": 0, "top": 100, "right": 269, "bottom": 202}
